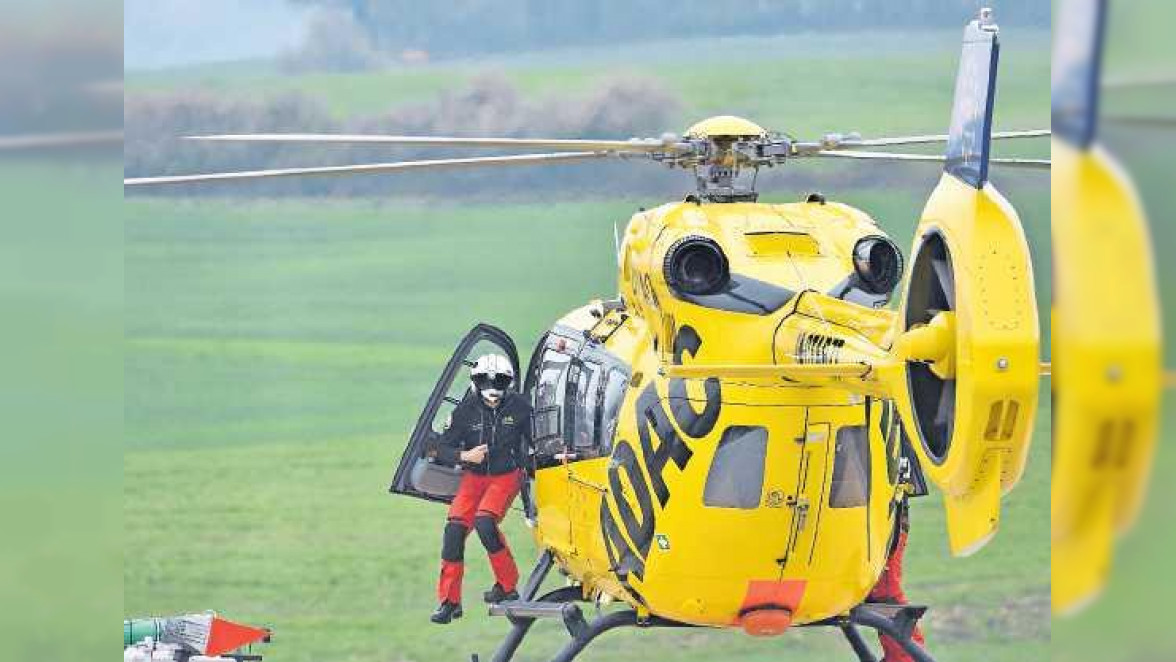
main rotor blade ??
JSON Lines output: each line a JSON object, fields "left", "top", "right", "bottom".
{"left": 846, "top": 129, "right": 1050, "bottom": 147}
{"left": 84, "top": 80, "right": 124, "bottom": 98}
{"left": 186, "top": 133, "right": 682, "bottom": 153}
{"left": 814, "top": 149, "right": 1050, "bottom": 169}
{"left": 1103, "top": 74, "right": 1176, "bottom": 90}
{"left": 989, "top": 157, "right": 1052, "bottom": 169}
{"left": 665, "top": 363, "right": 871, "bottom": 380}
{"left": 124, "top": 151, "right": 610, "bottom": 187}
{"left": 1103, "top": 115, "right": 1176, "bottom": 128}
{"left": 0, "top": 130, "right": 123, "bottom": 150}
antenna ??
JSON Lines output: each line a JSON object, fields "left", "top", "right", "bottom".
{"left": 613, "top": 217, "right": 623, "bottom": 268}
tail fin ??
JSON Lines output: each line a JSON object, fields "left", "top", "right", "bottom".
{"left": 1051, "top": 0, "right": 1107, "bottom": 148}
{"left": 943, "top": 8, "right": 1001, "bottom": 188}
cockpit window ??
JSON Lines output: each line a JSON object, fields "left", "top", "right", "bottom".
{"left": 703, "top": 426, "right": 768, "bottom": 509}
{"left": 528, "top": 333, "right": 628, "bottom": 466}
{"left": 532, "top": 347, "right": 571, "bottom": 461}
{"left": 534, "top": 349, "right": 569, "bottom": 410}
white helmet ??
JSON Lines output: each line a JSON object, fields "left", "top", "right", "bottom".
{"left": 471, "top": 353, "right": 514, "bottom": 406}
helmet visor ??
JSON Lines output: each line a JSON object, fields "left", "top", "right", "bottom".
{"left": 473, "top": 374, "right": 513, "bottom": 391}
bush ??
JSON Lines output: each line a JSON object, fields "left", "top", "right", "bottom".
{"left": 124, "top": 74, "right": 685, "bottom": 199}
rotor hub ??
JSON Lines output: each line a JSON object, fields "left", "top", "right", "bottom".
{"left": 684, "top": 115, "right": 768, "bottom": 140}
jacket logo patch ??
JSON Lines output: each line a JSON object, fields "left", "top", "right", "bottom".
{"left": 502, "top": 415, "right": 515, "bottom": 425}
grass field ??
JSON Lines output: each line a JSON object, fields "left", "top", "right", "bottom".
{"left": 124, "top": 193, "right": 1051, "bottom": 662}
{"left": 123, "top": 26, "right": 1057, "bottom": 662}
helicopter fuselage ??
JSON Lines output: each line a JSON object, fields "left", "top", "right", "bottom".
{"left": 529, "top": 199, "right": 910, "bottom": 630}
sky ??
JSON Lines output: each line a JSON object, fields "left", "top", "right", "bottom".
{"left": 124, "top": 0, "right": 312, "bottom": 70}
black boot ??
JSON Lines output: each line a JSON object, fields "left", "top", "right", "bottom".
{"left": 430, "top": 601, "right": 463, "bottom": 624}
{"left": 483, "top": 583, "right": 520, "bottom": 604}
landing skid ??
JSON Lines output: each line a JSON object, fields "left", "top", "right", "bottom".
{"left": 807, "top": 604, "right": 934, "bottom": 662}
{"left": 473, "top": 551, "right": 936, "bottom": 662}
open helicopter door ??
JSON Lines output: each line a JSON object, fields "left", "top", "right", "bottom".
{"left": 890, "top": 11, "right": 1040, "bottom": 557}
{"left": 388, "top": 324, "right": 520, "bottom": 504}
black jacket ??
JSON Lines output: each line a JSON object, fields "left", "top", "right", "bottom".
{"left": 434, "top": 391, "right": 532, "bottom": 476}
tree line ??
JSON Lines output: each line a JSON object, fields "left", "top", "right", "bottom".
{"left": 124, "top": 74, "right": 687, "bottom": 197}
{"left": 289, "top": 0, "right": 1048, "bottom": 59}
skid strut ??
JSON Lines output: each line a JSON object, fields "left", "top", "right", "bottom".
{"left": 479, "top": 551, "right": 688, "bottom": 662}
{"left": 839, "top": 622, "right": 878, "bottom": 662}
{"left": 810, "top": 602, "right": 934, "bottom": 662}
{"left": 845, "top": 603, "right": 934, "bottom": 662}
{"left": 479, "top": 553, "right": 935, "bottom": 662}
{"left": 484, "top": 550, "right": 556, "bottom": 662}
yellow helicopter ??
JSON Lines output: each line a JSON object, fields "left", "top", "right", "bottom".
{"left": 124, "top": 10, "right": 1050, "bottom": 662}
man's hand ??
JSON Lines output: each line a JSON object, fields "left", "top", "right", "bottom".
{"left": 460, "top": 444, "right": 488, "bottom": 464}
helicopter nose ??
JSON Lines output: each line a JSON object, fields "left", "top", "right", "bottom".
{"left": 739, "top": 606, "right": 794, "bottom": 636}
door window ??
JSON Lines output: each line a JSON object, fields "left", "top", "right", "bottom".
{"left": 532, "top": 346, "right": 572, "bottom": 466}
{"left": 830, "top": 425, "right": 871, "bottom": 508}
{"left": 534, "top": 348, "right": 571, "bottom": 411}
{"left": 388, "top": 324, "right": 518, "bottom": 504}
{"left": 568, "top": 360, "right": 602, "bottom": 455}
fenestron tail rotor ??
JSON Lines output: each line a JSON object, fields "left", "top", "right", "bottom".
{"left": 903, "top": 232, "right": 958, "bottom": 462}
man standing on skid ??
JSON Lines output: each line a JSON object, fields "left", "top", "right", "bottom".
{"left": 867, "top": 500, "right": 926, "bottom": 661}
{"left": 431, "top": 354, "right": 532, "bottom": 624}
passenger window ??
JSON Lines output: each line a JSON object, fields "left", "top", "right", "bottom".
{"left": 830, "top": 425, "right": 871, "bottom": 508}
{"left": 598, "top": 369, "right": 628, "bottom": 454}
{"left": 704, "top": 426, "right": 768, "bottom": 509}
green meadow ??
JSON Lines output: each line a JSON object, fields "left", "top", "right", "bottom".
{"left": 125, "top": 27, "right": 1057, "bottom": 662}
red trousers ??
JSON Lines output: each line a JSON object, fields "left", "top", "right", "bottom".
{"left": 867, "top": 525, "right": 926, "bottom": 662}
{"left": 437, "top": 470, "right": 522, "bottom": 604}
